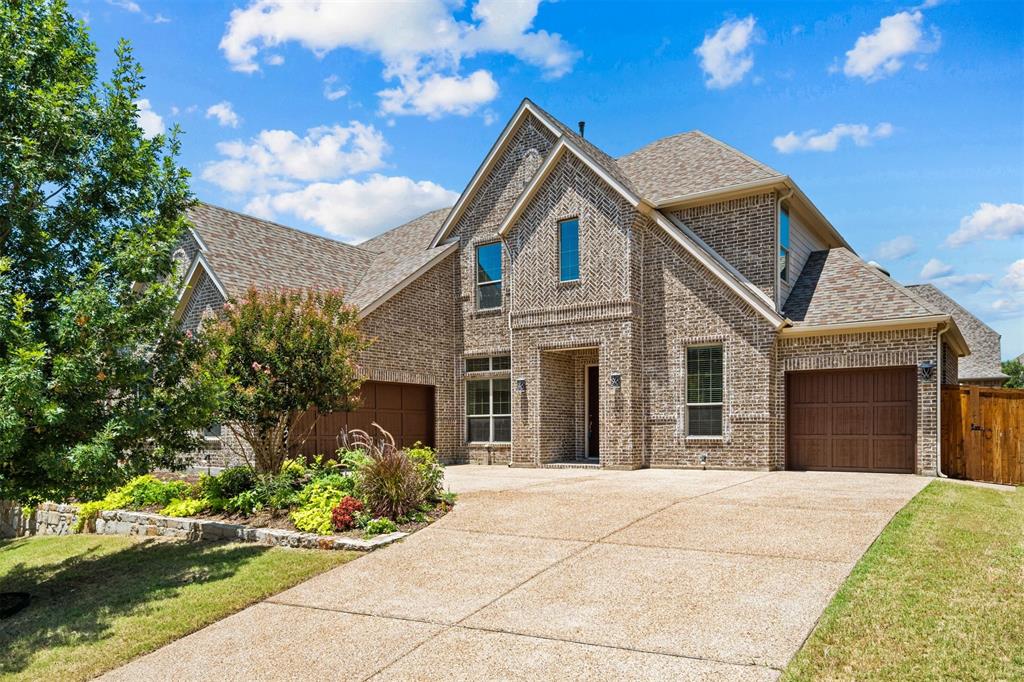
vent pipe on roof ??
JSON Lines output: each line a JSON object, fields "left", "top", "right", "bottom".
{"left": 578, "top": 121, "right": 585, "bottom": 138}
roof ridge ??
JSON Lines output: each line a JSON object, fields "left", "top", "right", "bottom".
{"left": 615, "top": 130, "right": 701, "bottom": 160}
{"left": 194, "top": 201, "right": 378, "bottom": 255}
{"left": 907, "top": 283, "right": 1003, "bottom": 336}
{"left": 690, "top": 130, "right": 783, "bottom": 178}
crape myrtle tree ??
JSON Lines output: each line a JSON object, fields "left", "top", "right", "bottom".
{"left": 202, "top": 288, "right": 369, "bottom": 475}
{"left": 0, "top": 0, "right": 225, "bottom": 504}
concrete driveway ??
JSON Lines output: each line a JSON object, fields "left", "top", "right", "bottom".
{"left": 102, "top": 466, "right": 928, "bottom": 681}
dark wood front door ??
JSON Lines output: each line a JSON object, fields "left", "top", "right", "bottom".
{"left": 586, "top": 365, "right": 599, "bottom": 459}
{"left": 292, "top": 381, "right": 435, "bottom": 459}
{"left": 786, "top": 367, "right": 916, "bottom": 473}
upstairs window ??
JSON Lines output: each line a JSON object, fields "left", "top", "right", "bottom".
{"left": 686, "top": 345, "right": 723, "bottom": 437}
{"left": 779, "top": 206, "right": 791, "bottom": 283}
{"left": 476, "top": 242, "right": 502, "bottom": 309}
{"left": 558, "top": 218, "right": 580, "bottom": 282}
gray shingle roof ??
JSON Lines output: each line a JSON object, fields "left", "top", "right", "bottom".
{"left": 350, "top": 208, "right": 452, "bottom": 309}
{"left": 187, "top": 203, "right": 454, "bottom": 313}
{"left": 616, "top": 131, "right": 783, "bottom": 205}
{"left": 784, "top": 248, "right": 942, "bottom": 326}
{"left": 186, "top": 203, "right": 375, "bottom": 299}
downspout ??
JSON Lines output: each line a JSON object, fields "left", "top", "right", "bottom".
{"left": 935, "top": 320, "right": 950, "bottom": 478}
{"left": 499, "top": 234, "right": 516, "bottom": 467}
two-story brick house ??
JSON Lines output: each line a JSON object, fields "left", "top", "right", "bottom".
{"left": 177, "top": 99, "right": 973, "bottom": 476}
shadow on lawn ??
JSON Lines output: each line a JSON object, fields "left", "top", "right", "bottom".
{"left": 0, "top": 537, "right": 270, "bottom": 675}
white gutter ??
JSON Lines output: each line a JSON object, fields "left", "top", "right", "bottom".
{"left": 936, "top": 320, "right": 950, "bottom": 478}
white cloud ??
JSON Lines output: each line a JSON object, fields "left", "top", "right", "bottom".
{"left": 695, "top": 16, "right": 758, "bottom": 89}
{"left": 219, "top": 0, "right": 577, "bottom": 117}
{"left": 930, "top": 273, "right": 991, "bottom": 290}
{"left": 773, "top": 122, "right": 893, "bottom": 153}
{"left": 205, "top": 101, "right": 241, "bottom": 128}
{"left": 379, "top": 70, "right": 499, "bottom": 119}
{"left": 991, "top": 297, "right": 1022, "bottom": 316}
{"left": 153, "top": 13, "right": 171, "bottom": 24}
{"left": 1001, "top": 259, "right": 1024, "bottom": 291}
{"left": 134, "top": 99, "right": 164, "bottom": 138}
{"left": 246, "top": 174, "right": 458, "bottom": 242}
{"left": 875, "top": 235, "right": 917, "bottom": 260}
{"left": 201, "top": 122, "right": 388, "bottom": 194}
{"left": 843, "top": 10, "right": 940, "bottom": 81}
{"left": 920, "top": 258, "right": 954, "bottom": 279}
{"left": 264, "top": 54, "right": 284, "bottom": 66}
{"left": 323, "top": 75, "right": 349, "bottom": 102}
{"left": 946, "top": 203, "right": 1024, "bottom": 247}
{"left": 108, "top": 0, "right": 141, "bottom": 12}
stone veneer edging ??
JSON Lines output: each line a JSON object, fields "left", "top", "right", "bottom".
{"left": 2, "top": 502, "right": 405, "bottom": 551}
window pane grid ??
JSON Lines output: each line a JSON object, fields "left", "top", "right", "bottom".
{"left": 465, "top": 357, "right": 511, "bottom": 443}
{"left": 476, "top": 243, "right": 502, "bottom": 309}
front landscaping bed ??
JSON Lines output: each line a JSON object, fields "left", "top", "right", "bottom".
{"left": 783, "top": 481, "right": 1024, "bottom": 681}
{"left": 68, "top": 436, "right": 455, "bottom": 549}
{"left": 0, "top": 535, "right": 355, "bottom": 682}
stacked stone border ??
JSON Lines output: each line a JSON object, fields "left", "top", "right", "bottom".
{"left": 1, "top": 502, "right": 405, "bottom": 551}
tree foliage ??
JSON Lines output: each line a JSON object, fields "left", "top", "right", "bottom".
{"left": 0, "top": 0, "right": 224, "bottom": 503}
{"left": 1001, "top": 359, "right": 1023, "bottom": 389}
{"left": 202, "top": 288, "right": 368, "bottom": 474}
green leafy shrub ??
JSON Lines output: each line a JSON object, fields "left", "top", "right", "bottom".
{"left": 73, "top": 475, "right": 189, "bottom": 531}
{"left": 225, "top": 489, "right": 265, "bottom": 515}
{"left": 406, "top": 442, "right": 444, "bottom": 502}
{"left": 290, "top": 474, "right": 355, "bottom": 534}
{"left": 362, "top": 517, "right": 398, "bottom": 538}
{"left": 337, "top": 447, "right": 370, "bottom": 472}
{"left": 161, "top": 497, "right": 209, "bottom": 517}
{"left": 203, "top": 466, "right": 256, "bottom": 500}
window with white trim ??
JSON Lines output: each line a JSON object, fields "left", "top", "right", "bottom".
{"left": 476, "top": 242, "right": 502, "bottom": 309}
{"left": 686, "top": 345, "right": 723, "bottom": 437}
{"left": 467, "top": 378, "right": 511, "bottom": 442}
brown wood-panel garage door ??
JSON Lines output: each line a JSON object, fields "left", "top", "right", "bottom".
{"left": 787, "top": 367, "right": 916, "bottom": 473}
{"left": 291, "top": 381, "right": 435, "bottom": 459}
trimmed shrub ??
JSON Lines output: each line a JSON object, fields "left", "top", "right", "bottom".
{"left": 330, "top": 496, "right": 363, "bottom": 530}
{"left": 362, "top": 517, "right": 398, "bottom": 538}
{"left": 406, "top": 442, "right": 444, "bottom": 502}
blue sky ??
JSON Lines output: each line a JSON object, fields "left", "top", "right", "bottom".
{"left": 75, "top": 0, "right": 1023, "bottom": 356}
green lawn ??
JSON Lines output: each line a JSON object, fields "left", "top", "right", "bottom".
{"left": 785, "top": 481, "right": 1024, "bottom": 681}
{"left": 0, "top": 535, "right": 356, "bottom": 681}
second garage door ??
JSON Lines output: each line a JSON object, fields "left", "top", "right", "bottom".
{"left": 787, "top": 367, "right": 916, "bottom": 473}
{"left": 292, "top": 381, "right": 435, "bottom": 459}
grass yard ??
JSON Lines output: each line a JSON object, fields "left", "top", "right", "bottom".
{"left": 0, "top": 535, "right": 356, "bottom": 681}
{"left": 784, "top": 481, "right": 1024, "bottom": 681}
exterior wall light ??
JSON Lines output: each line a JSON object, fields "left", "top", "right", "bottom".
{"left": 919, "top": 361, "right": 936, "bottom": 382}
{"left": 516, "top": 377, "right": 527, "bottom": 393}
{"left": 609, "top": 372, "right": 622, "bottom": 389}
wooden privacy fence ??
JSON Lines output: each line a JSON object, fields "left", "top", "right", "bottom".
{"left": 941, "top": 385, "right": 1024, "bottom": 486}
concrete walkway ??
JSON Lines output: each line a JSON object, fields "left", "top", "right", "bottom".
{"left": 101, "top": 466, "right": 929, "bottom": 681}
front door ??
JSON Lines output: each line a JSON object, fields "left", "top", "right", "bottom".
{"left": 586, "top": 365, "right": 599, "bottom": 459}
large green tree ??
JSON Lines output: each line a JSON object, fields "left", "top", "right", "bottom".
{"left": 1002, "top": 359, "right": 1023, "bottom": 389}
{"left": 0, "top": 0, "right": 223, "bottom": 503}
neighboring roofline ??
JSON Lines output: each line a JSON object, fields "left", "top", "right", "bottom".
{"left": 173, "top": 252, "right": 228, "bottom": 322}
{"left": 496, "top": 136, "right": 785, "bottom": 329}
{"left": 654, "top": 176, "right": 853, "bottom": 253}
{"left": 905, "top": 283, "right": 1004, "bottom": 338}
{"left": 780, "top": 314, "right": 970, "bottom": 356}
{"left": 357, "top": 242, "right": 459, "bottom": 320}
{"left": 430, "top": 100, "right": 560, "bottom": 248}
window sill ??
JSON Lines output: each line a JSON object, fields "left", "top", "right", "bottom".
{"left": 467, "top": 442, "right": 511, "bottom": 447}
{"left": 557, "top": 278, "right": 581, "bottom": 287}
{"left": 685, "top": 435, "right": 724, "bottom": 441}
{"left": 471, "top": 307, "right": 504, "bottom": 317}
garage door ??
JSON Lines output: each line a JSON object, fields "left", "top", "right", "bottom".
{"left": 786, "top": 367, "right": 916, "bottom": 473}
{"left": 291, "top": 381, "right": 435, "bottom": 459}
